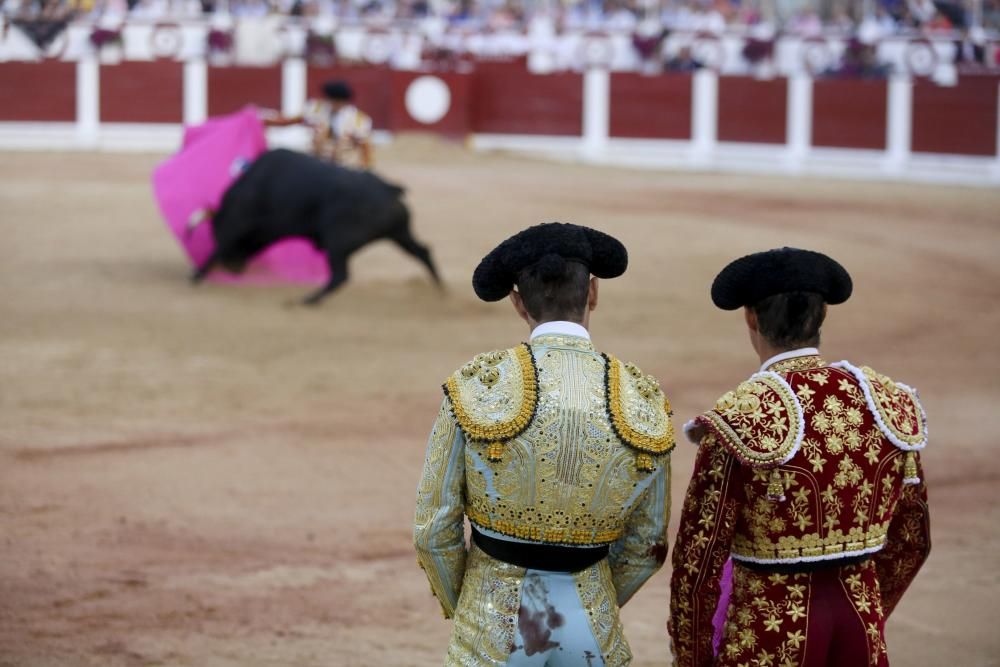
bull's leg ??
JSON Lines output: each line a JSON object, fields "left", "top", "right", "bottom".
{"left": 302, "top": 253, "right": 349, "bottom": 306}
{"left": 389, "top": 227, "right": 442, "bottom": 288}
{"left": 190, "top": 249, "right": 220, "bottom": 284}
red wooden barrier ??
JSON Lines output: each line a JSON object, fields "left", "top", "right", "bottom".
{"left": 0, "top": 62, "right": 76, "bottom": 121}
{"left": 911, "top": 77, "right": 998, "bottom": 156}
{"left": 609, "top": 73, "right": 692, "bottom": 139}
{"left": 100, "top": 61, "right": 184, "bottom": 123}
{"left": 207, "top": 65, "right": 282, "bottom": 117}
{"left": 306, "top": 65, "right": 393, "bottom": 129}
{"left": 717, "top": 76, "right": 786, "bottom": 144}
{"left": 812, "top": 79, "right": 887, "bottom": 150}
{"left": 470, "top": 62, "right": 582, "bottom": 135}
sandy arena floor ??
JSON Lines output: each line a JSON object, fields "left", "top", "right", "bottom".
{"left": 1, "top": 138, "right": 999, "bottom": 667}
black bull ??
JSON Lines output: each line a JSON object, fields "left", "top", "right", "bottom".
{"left": 190, "top": 148, "right": 441, "bottom": 304}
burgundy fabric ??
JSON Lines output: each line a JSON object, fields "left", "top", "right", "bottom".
{"left": 715, "top": 560, "right": 889, "bottom": 667}
{"left": 800, "top": 566, "right": 887, "bottom": 666}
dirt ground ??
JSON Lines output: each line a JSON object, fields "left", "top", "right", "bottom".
{"left": 1, "top": 138, "right": 998, "bottom": 667}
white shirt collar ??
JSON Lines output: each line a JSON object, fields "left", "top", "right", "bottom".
{"left": 760, "top": 347, "right": 819, "bottom": 372}
{"left": 530, "top": 321, "right": 591, "bottom": 341}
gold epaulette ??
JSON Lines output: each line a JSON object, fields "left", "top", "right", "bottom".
{"left": 443, "top": 345, "right": 538, "bottom": 457}
{"left": 696, "top": 371, "right": 805, "bottom": 469}
{"left": 603, "top": 355, "right": 675, "bottom": 470}
{"left": 832, "top": 362, "right": 927, "bottom": 452}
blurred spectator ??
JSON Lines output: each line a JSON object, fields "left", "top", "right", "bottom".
{"left": 787, "top": 7, "right": 823, "bottom": 35}
{"left": 822, "top": 36, "right": 891, "bottom": 76}
{"left": 664, "top": 43, "right": 704, "bottom": 69}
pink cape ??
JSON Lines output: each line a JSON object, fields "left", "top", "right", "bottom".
{"left": 151, "top": 107, "right": 329, "bottom": 284}
{"left": 713, "top": 558, "right": 734, "bottom": 654}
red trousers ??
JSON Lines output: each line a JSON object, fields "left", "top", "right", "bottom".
{"left": 716, "top": 559, "right": 889, "bottom": 666}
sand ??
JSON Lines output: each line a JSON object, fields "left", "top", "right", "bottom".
{"left": 1, "top": 137, "right": 999, "bottom": 666}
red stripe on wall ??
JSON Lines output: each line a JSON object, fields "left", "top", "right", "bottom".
{"left": 470, "top": 63, "right": 582, "bottom": 136}
{"left": 100, "top": 61, "right": 184, "bottom": 123}
{"left": 812, "top": 79, "right": 887, "bottom": 150}
{"left": 306, "top": 66, "right": 393, "bottom": 129}
{"left": 911, "top": 77, "right": 998, "bottom": 156}
{"left": 0, "top": 62, "right": 76, "bottom": 121}
{"left": 609, "top": 73, "right": 692, "bottom": 139}
{"left": 207, "top": 66, "right": 282, "bottom": 117}
{"left": 717, "top": 76, "right": 786, "bottom": 144}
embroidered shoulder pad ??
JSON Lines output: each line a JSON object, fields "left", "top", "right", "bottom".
{"left": 832, "top": 362, "right": 927, "bottom": 451}
{"left": 603, "top": 355, "right": 675, "bottom": 457}
{"left": 696, "top": 372, "right": 805, "bottom": 468}
{"left": 443, "top": 344, "right": 538, "bottom": 443}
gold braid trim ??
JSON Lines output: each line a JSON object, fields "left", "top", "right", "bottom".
{"left": 859, "top": 365, "right": 927, "bottom": 448}
{"left": 604, "top": 354, "right": 675, "bottom": 456}
{"left": 467, "top": 506, "right": 623, "bottom": 545}
{"left": 443, "top": 344, "right": 539, "bottom": 444}
{"left": 697, "top": 372, "right": 804, "bottom": 468}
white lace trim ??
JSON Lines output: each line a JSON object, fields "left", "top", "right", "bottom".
{"left": 754, "top": 370, "right": 806, "bottom": 466}
{"left": 731, "top": 542, "right": 885, "bottom": 565}
{"left": 831, "top": 361, "right": 928, "bottom": 452}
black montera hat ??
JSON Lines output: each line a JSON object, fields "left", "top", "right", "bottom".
{"left": 711, "top": 247, "right": 853, "bottom": 310}
{"left": 322, "top": 80, "right": 353, "bottom": 100}
{"left": 472, "top": 222, "right": 628, "bottom": 302}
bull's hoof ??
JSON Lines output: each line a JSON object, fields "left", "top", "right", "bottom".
{"left": 302, "top": 293, "right": 325, "bottom": 306}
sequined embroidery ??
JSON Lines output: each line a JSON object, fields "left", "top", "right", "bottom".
{"left": 603, "top": 354, "right": 675, "bottom": 460}
{"left": 444, "top": 344, "right": 538, "bottom": 444}
{"left": 696, "top": 371, "right": 804, "bottom": 468}
{"left": 767, "top": 354, "right": 827, "bottom": 374}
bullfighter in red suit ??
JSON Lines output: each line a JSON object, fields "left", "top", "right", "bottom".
{"left": 669, "top": 248, "right": 931, "bottom": 666}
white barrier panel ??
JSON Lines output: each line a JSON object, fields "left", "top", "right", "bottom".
{"left": 786, "top": 75, "right": 812, "bottom": 167}
{"left": 75, "top": 56, "right": 99, "bottom": 148}
{"left": 183, "top": 59, "right": 207, "bottom": 125}
{"left": 690, "top": 69, "right": 718, "bottom": 165}
{"left": 582, "top": 68, "right": 610, "bottom": 158}
{"left": 885, "top": 76, "right": 913, "bottom": 174}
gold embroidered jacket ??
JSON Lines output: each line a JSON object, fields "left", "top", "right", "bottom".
{"left": 414, "top": 334, "right": 674, "bottom": 621}
{"left": 669, "top": 355, "right": 931, "bottom": 666}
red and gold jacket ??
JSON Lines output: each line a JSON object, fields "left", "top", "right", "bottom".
{"left": 669, "top": 352, "right": 931, "bottom": 666}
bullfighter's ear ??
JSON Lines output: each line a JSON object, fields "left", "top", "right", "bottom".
{"left": 583, "top": 227, "right": 628, "bottom": 280}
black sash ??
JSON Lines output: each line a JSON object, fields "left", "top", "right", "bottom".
{"left": 471, "top": 526, "right": 609, "bottom": 573}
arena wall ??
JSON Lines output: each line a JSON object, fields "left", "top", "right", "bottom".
{"left": 0, "top": 58, "right": 997, "bottom": 185}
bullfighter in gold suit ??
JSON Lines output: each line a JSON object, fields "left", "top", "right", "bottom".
{"left": 669, "top": 248, "right": 931, "bottom": 667}
{"left": 415, "top": 223, "right": 675, "bottom": 666}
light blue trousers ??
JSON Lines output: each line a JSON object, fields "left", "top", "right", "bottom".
{"left": 504, "top": 570, "right": 606, "bottom": 667}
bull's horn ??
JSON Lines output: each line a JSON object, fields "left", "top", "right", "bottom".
{"left": 185, "top": 208, "right": 213, "bottom": 235}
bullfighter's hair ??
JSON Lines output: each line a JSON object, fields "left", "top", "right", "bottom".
{"left": 471, "top": 222, "right": 628, "bottom": 302}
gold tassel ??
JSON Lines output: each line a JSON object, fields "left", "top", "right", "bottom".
{"left": 487, "top": 442, "right": 505, "bottom": 462}
{"left": 766, "top": 468, "right": 785, "bottom": 501}
{"left": 903, "top": 451, "right": 919, "bottom": 485}
{"left": 636, "top": 453, "right": 655, "bottom": 472}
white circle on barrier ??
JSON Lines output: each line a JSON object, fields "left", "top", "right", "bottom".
{"left": 151, "top": 24, "right": 182, "bottom": 59}
{"left": 405, "top": 76, "right": 451, "bottom": 125}
{"left": 905, "top": 39, "right": 937, "bottom": 77}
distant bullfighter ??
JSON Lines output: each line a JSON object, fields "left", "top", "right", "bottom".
{"left": 189, "top": 148, "right": 441, "bottom": 305}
